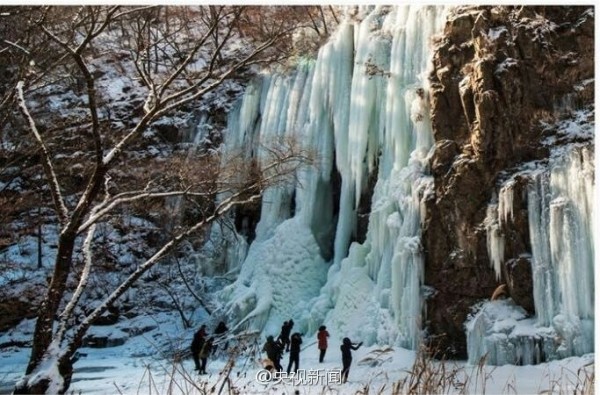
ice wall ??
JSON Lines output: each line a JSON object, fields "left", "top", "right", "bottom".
{"left": 215, "top": 6, "right": 449, "bottom": 342}
{"left": 470, "top": 144, "right": 595, "bottom": 365}
{"left": 314, "top": 7, "right": 449, "bottom": 348}
{"left": 528, "top": 145, "right": 594, "bottom": 350}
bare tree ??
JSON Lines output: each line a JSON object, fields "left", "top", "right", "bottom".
{"left": 3, "top": 5, "right": 310, "bottom": 394}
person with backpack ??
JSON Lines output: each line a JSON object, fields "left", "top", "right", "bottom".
{"left": 317, "top": 325, "right": 330, "bottom": 363}
{"left": 340, "top": 337, "right": 362, "bottom": 383}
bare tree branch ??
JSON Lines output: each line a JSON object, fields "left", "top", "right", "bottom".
{"left": 15, "top": 81, "right": 69, "bottom": 225}
{"left": 2, "top": 39, "right": 30, "bottom": 54}
{"left": 40, "top": 12, "right": 108, "bottom": 164}
{"left": 113, "top": 5, "right": 160, "bottom": 20}
{"left": 328, "top": 5, "right": 340, "bottom": 25}
{"left": 156, "top": 11, "right": 220, "bottom": 99}
{"left": 8, "top": 6, "right": 315, "bottom": 392}
{"left": 64, "top": 187, "right": 263, "bottom": 362}
{"left": 76, "top": 189, "right": 198, "bottom": 234}
{"left": 174, "top": 255, "right": 213, "bottom": 315}
{"left": 318, "top": 6, "right": 329, "bottom": 36}
{"left": 155, "top": 33, "right": 284, "bottom": 119}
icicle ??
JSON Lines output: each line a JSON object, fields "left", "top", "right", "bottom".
{"left": 485, "top": 203, "right": 504, "bottom": 281}
{"left": 296, "top": 20, "right": 356, "bottom": 265}
{"left": 527, "top": 169, "right": 557, "bottom": 326}
{"left": 323, "top": 5, "right": 450, "bottom": 348}
{"left": 467, "top": 144, "right": 594, "bottom": 365}
{"left": 498, "top": 181, "right": 515, "bottom": 224}
{"left": 530, "top": 145, "right": 594, "bottom": 327}
{"left": 483, "top": 179, "right": 515, "bottom": 282}
{"left": 346, "top": 7, "right": 390, "bottom": 208}
{"left": 216, "top": 6, "right": 452, "bottom": 347}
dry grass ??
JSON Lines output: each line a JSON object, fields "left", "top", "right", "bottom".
{"left": 135, "top": 341, "right": 595, "bottom": 395}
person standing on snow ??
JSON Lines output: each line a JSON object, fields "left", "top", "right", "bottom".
{"left": 199, "top": 337, "right": 214, "bottom": 374}
{"left": 278, "top": 320, "right": 292, "bottom": 352}
{"left": 340, "top": 337, "right": 362, "bottom": 383}
{"left": 287, "top": 332, "right": 303, "bottom": 374}
{"left": 262, "top": 335, "right": 283, "bottom": 372}
{"left": 317, "top": 325, "right": 330, "bottom": 363}
{"left": 191, "top": 324, "right": 207, "bottom": 371}
{"left": 212, "top": 321, "right": 229, "bottom": 355}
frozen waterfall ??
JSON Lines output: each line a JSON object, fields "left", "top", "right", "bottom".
{"left": 214, "top": 6, "right": 449, "bottom": 344}
{"left": 470, "top": 144, "right": 594, "bottom": 365}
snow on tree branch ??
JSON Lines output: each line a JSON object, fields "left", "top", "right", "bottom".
{"left": 67, "top": 187, "right": 263, "bottom": 357}
{"left": 15, "top": 81, "right": 69, "bottom": 226}
{"left": 55, "top": 220, "right": 97, "bottom": 344}
{"left": 76, "top": 188, "right": 213, "bottom": 234}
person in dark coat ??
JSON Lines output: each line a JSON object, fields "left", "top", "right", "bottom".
{"left": 278, "top": 321, "right": 290, "bottom": 352}
{"left": 212, "top": 321, "right": 229, "bottom": 355}
{"left": 191, "top": 325, "right": 207, "bottom": 371}
{"left": 340, "top": 337, "right": 362, "bottom": 383}
{"left": 278, "top": 319, "right": 294, "bottom": 352}
{"left": 262, "top": 335, "right": 283, "bottom": 372}
{"left": 199, "top": 337, "right": 213, "bottom": 374}
{"left": 287, "top": 332, "right": 303, "bottom": 374}
{"left": 317, "top": 325, "right": 330, "bottom": 363}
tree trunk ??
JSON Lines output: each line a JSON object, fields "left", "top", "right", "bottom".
{"left": 13, "top": 354, "right": 74, "bottom": 394}
{"left": 13, "top": 376, "right": 51, "bottom": 394}
{"left": 26, "top": 232, "right": 76, "bottom": 375}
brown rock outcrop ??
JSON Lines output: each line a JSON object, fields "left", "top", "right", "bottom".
{"left": 424, "top": 6, "right": 594, "bottom": 358}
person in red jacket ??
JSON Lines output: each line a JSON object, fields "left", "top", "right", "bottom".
{"left": 317, "top": 325, "right": 330, "bottom": 363}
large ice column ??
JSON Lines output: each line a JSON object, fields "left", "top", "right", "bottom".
{"left": 387, "top": 174, "right": 433, "bottom": 349}
{"left": 223, "top": 78, "right": 264, "bottom": 157}
{"left": 252, "top": 75, "right": 295, "bottom": 241}
{"left": 484, "top": 180, "right": 516, "bottom": 280}
{"left": 224, "top": 66, "right": 324, "bottom": 242}
{"left": 215, "top": 17, "right": 355, "bottom": 330}
{"left": 285, "top": 21, "right": 355, "bottom": 262}
{"left": 216, "top": 6, "right": 449, "bottom": 343}
{"left": 364, "top": 6, "right": 447, "bottom": 349}
{"left": 468, "top": 144, "right": 594, "bottom": 365}
{"left": 346, "top": 8, "right": 390, "bottom": 206}
{"left": 217, "top": 55, "right": 351, "bottom": 330}
{"left": 383, "top": 6, "right": 440, "bottom": 172}
{"left": 316, "top": 21, "right": 356, "bottom": 265}
{"left": 527, "top": 168, "right": 559, "bottom": 326}
{"left": 529, "top": 146, "right": 594, "bottom": 349}
{"left": 216, "top": 64, "right": 331, "bottom": 332}
{"left": 311, "top": 6, "right": 449, "bottom": 348}
{"left": 206, "top": 79, "right": 266, "bottom": 274}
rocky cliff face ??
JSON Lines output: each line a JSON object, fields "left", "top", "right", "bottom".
{"left": 424, "top": 6, "right": 594, "bottom": 358}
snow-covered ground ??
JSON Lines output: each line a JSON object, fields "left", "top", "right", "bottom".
{"left": 1, "top": 319, "right": 594, "bottom": 394}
